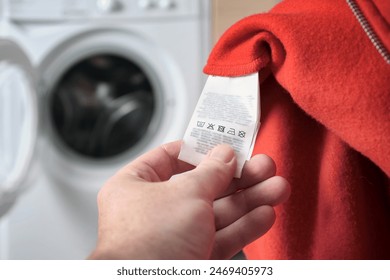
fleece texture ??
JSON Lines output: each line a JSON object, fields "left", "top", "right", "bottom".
{"left": 204, "top": 0, "right": 390, "bottom": 259}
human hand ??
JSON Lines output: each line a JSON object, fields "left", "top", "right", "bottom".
{"left": 89, "top": 141, "right": 290, "bottom": 259}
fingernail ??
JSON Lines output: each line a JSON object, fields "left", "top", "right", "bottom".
{"left": 209, "top": 144, "right": 235, "bottom": 163}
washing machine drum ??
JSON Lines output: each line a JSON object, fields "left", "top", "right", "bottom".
{"left": 50, "top": 54, "right": 155, "bottom": 159}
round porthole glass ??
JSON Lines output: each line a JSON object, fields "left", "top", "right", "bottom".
{"left": 50, "top": 54, "right": 155, "bottom": 159}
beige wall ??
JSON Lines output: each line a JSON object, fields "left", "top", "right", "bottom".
{"left": 212, "top": 0, "right": 281, "bottom": 44}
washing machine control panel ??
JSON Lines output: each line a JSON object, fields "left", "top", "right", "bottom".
{"left": 138, "top": 0, "right": 175, "bottom": 10}
{"left": 6, "top": 0, "right": 203, "bottom": 21}
{"left": 96, "top": 0, "right": 121, "bottom": 13}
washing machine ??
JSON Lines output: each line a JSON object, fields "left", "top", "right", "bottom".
{"left": 0, "top": 0, "right": 211, "bottom": 259}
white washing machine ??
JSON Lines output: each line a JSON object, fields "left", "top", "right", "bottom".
{"left": 0, "top": 0, "right": 210, "bottom": 259}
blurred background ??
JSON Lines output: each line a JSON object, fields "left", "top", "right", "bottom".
{"left": 0, "top": 0, "right": 279, "bottom": 260}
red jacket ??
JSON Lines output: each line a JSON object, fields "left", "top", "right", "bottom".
{"left": 205, "top": 0, "right": 390, "bottom": 259}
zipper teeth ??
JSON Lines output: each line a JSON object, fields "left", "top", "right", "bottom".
{"left": 346, "top": 0, "right": 390, "bottom": 64}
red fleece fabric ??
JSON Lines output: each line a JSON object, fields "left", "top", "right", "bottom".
{"left": 204, "top": 0, "right": 390, "bottom": 259}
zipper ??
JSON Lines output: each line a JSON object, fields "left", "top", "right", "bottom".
{"left": 346, "top": 0, "right": 390, "bottom": 64}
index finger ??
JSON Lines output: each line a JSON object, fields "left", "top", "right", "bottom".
{"left": 118, "top": 140, "right": 194, "bottom": 182}
{"left": 217, "top": 154, "right": 276, "bottom": 198}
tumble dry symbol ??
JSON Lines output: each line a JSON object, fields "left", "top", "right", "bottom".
{"left": 217, "top": 125, "right": 225, "bottom": 133}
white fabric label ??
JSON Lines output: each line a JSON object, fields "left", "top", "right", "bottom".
{"left": 178, "top": 73, "right": 260, "bottom": 178}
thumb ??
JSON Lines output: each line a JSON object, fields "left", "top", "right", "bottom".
{"left": 174, "top": 144, "right": 237, "bottom": 200}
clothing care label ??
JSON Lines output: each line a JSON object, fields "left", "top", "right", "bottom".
{"left": 178, "top": 73, "right": 260, "bottom": 178}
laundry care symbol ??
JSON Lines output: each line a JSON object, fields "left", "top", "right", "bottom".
{"left": 196, "top": 120, "right": 246, "bottom": 138}
{"left": 217, "top": 125, "right": 225, "bottom": 133}
{"left": 227, "top": 128, "right": 246, "bottom": 138}
{"left": 207, "top": 123, "right": 215, "bottom": 130}
{"left": 238, "top": 131, "right": 246, "bottom": 138}
{"left": 197, "top": 121, "right": 205, "bottom": 128}
{"left": 227, "top": 128, "right": 235, "bottom": 135}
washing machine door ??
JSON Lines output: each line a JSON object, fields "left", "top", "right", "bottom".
{"left": 0, "top": 39, "right": 38, "bottom": 216}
